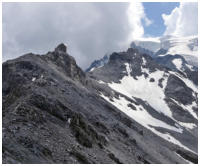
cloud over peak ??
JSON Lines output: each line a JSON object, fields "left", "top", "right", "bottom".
{"left": 3, "top": 2, "right": 147, "bottom": 69}
{"left": 127, "top": 2, "right": 152, "bottom": 40}
{"left": 162, "top": 2, "right": 198, "bottom": 37}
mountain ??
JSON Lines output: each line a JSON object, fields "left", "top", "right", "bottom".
{"left": 154, "top": 54, "right": 198, "bottom": 85}
{"left": 3, "top": 44, "right": 198, "bottom": 164}
{"left": 85, "top": 55, "right": 109, "bottom": 72}
{"left": 87, "top": 35, "right": 197, "bottom": 75}
{"left": 130, "top": 42, "right": 154, "bottom": 57}
{"left": 130, "top": 38, "right": 160, "bottom": 53}
{"left": 157, "top": 35, "right": 198, "bottom": 67}
{"left": 130, "top": 35, "right": 198, "bottom": 67}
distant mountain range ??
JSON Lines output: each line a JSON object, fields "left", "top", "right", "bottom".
{"left": 87, "top": 35, "right": 198, "bottom": 73}
{"left": 3, "top": 40, "right": 198, "bottom": 164}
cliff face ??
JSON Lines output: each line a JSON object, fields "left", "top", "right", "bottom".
{"left": 2, "top": 44, "right": 198, "bottom": 164}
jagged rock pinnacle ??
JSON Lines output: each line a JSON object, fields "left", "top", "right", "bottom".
{"left": 127, "top": 47, "right": 138, "bottom": 54}
{"left": 55, "top": 43, "right": 67, "bottom": 53}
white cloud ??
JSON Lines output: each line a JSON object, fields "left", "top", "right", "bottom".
{"left": 162, "top": 2, "right": 198, "bottom": 37}
{"left": 3, "top": 2, "right": 148, "bottom": 69}
{"left": 127, "top": 2, "right": 152, "bottom": 40}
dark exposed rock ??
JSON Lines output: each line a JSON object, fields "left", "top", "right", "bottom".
{"left": 176, "top": 149, "right": 198, "bottom": 164}
{"left": 158, "top": 78, "right": 164, "bottom": 88}
{"left": 108, "top": 153, "right": 122, "bottom": 164}
{"left": 70, "top": 150, "right": 91, "bottom": 164}
{"left": 154, "top": 54, "right": 198, "bottom": 85}
{"left": 128, "top": 103, "right": 137, "bottom": 110}
{"left": 165, "top": 75, "right": 195, "bottom": 105}
{"left": 149, "top": 78, "right": 155, "bottom": 82}
{"left": 55, "top": 43, "right": 67, "bottom": 53}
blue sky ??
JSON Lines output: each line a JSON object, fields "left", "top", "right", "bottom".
{"left": 142, "top": 2, "right": 180, "bottom": 37}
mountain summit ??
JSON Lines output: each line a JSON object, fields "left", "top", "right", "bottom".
{"left": 55, "top": 43, "right": 67, "bottom": 53}
{"left": 3, "top": 43, "right": 198, "bottom": 164}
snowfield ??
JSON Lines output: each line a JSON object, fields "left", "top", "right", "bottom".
{"left": 100, "top": 93, "right": 181, "bottom": 133}
{"left": 109, "top": 62, "right": 172, "bottom": 118}
{"left": 99, "top": 60, "right": 197, "bottom": 153}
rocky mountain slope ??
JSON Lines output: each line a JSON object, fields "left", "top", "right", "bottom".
{"left": 2, "top": 44, "right": 198, "bottom": 164}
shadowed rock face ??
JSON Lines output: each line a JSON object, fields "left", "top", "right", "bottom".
{"left": 44, "top": 51, "right": 85, "bottom": 83}
{"left": 154, "top": 54, "right": 198, "bottom": 85}
{"left": 165, "top": 75, "right": 195, "bottom": 105}
{"left": 55, "top": 43, "right": 67, "bottom": 53}
{"left": 2, "top": 44, "right": 198, "bottom": 164}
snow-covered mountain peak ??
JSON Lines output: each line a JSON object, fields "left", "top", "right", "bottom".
{"left": 131, "top": 35, "right": 198, "bottom": 55}
{"left": 130, "top": 35, "right": 198, "bottom": 67}
{"left": 132, "top": 37, "right": 161, "bottom": 53}
{"left": 159, "top": 35, "right": 198, "bottom": 57}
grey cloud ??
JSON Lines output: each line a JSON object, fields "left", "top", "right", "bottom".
{"left": 3, "top": 2, "right": 134, "bottom": 69}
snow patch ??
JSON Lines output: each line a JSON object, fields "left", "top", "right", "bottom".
{"left": 98, "top": 80, "right": 105, "bottom": 84}
{"left": 32, "top": 77, "right": 36, "bottom": 82}
{"left": 178, "top": 122, "right": 196, "bottom": 130}
{"left": 172, "top": 58, "right": 182, "bottom": 71}
{"left": 142, "top": 57, "right": 147, "bottom": 66}
{"left": 90, "top": 67, "right": 95, "bottom": 72}
{"left": 124, "top": 63, "right": 132, "bottom": 75}
{"left": 67, "top": 118, "right": 71, "bottom": 124}
{"left": 157, "top": 54, "right": 166, "bottom": 57}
